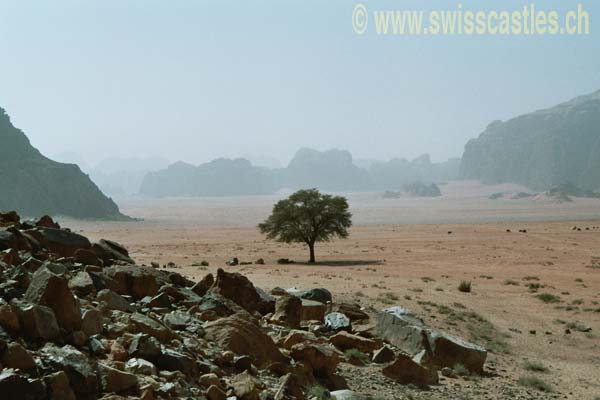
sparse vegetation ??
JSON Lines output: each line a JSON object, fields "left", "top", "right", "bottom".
{"left": 523, "top": 361, "right": 549, "bottom": 373}
{"left": 378, "top": 292, "right": 399, "bottom": 304}
{"left": 344, "top": 348, "right": 369, "bottom": 363}
{"left": 536, "top": 293, "right": 560, "bottom": 303}
{"left": 458, "top": 280, "right": 472, "bottom": 293}
{"left": 453, "top": 363, "right": 470, "bottom": 376}
{"left": 522, "top": 276, "right": 540, "bottom": 281}
{"left": 504, "top": 279, "right": 519, "bottom": 286}
{"left": 306, "top": 384, "right": 329, "bottom": 399}
{"left": 421, "top": 276, "right": 435, "bottom": 283}
{"left": 517, "top": 375, "right": 553, "bottom": 392}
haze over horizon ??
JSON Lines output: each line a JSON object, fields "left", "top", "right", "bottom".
{"left": 1, "top": 0, "right": 599, "bottom": 166}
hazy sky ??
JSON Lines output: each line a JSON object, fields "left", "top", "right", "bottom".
{"left": 1, "top": 0, "right": 599, "bottom": 166}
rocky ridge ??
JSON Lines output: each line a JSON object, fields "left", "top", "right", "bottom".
{"left": 0, "top": 211, "right": 556, "bottom": 399}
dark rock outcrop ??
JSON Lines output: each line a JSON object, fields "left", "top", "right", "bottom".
{"left": 0, "top": 107, "right": 128, "bottom": 219}
{"left": 460, "top": 90, "right": 600, "bottom": 190}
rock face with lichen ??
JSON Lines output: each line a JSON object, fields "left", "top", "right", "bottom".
{"left": 0, "top": 107, "right": 127, "bottom": 219}
{"left": 460, "top": 90, "right": 600, "bottom": 191}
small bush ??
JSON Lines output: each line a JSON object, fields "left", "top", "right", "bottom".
{"left": 306, "top": 384, "right": 330, "bottom": 400}
{"left": 517, "top": 376, "right": 553, "bottom": 392}
{"left": 344, "top": 348, "right": 368, "bottom": 363}
{"left": 523, "top": 361, "right": 549, "bottom": 373}
{"left": 536, "top": 293, "right": 560, "bottom": 303}
{"left": 453, "top": 363, "right": 470, "bottom": 376}
{"left": 458, "top": 281, "right": 472, "bottom": 293}
{"left": 522, "top": 276, "right": 540, "bottom": 281}
{"left": 504, "top": 279, "right": 519, "bottom": 286}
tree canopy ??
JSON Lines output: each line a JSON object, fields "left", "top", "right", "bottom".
{"left": 258, "top": 189, "right": 352, "bottom": 263}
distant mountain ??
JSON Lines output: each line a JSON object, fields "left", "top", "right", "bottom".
{"left": 282, "top": 148, "right": 372, "bottom": 191}
{"left": 0, "top": 107, "right": 128, "bottom": 219}
{"left": 139, "top": 158, "right": 279, "bottom": 197}
{"left": 89, "top": 156, "right": 171, "bottom": 196}
{"left": 140, "top": 148, "right": 460, "bottom": 197}
{"left": 369, "top": 154, "right": 460, "bottom": 189}
{"left": 460, "top": 90, "right": 600, "bottom": 190}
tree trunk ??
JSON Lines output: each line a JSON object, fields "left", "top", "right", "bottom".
{"left": 308, "top": 242, "right": 316, "bottom": 264}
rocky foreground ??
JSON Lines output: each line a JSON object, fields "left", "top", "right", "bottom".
{"left": 0, "top": 211, "right": 561, "bottom": 400}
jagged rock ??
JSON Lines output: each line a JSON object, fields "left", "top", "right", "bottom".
{"left": 81, "top": 308, "right": 103, "bottom": 336}
{"left": 199, "top": 373, "right": 221, "bottom": 388}
{"left": 74, "top": 248, "right": 103, "bottom": 267}
{"left": 325, "top": 312, "right": 351, "bottom": 332}
{"left": 371, "top": 346, "right": 395, "bottom": 364}
{"left": 40, "top": 344, "right": 99, "bottom": 400}
{"left": 274, "top": 373, "right": 305, "bottom": 400}
{"left": 293, "top": 288, "right": 332, "bottom": 304}
{"left": 128, "top": 333, "right": 162, "bottom": 360}
{"left": 206, "top": 384, "right": 227, "bottom": 400}
{"left": 1, "top": 342, "right": 36, "bottom": 371}
{"left": 97, "top": 289, "right": 134, "bottom": 313}
{"left": 382, "top": 353, "right": 430, "bottom": 388}
{"left": 204, "top": 314, "right": 287, "bottom": 367}
{"left": 289, "top": 342, "right": 340, "bottom": 379}
{"left": 197, "top": 291, "right": 251, "bottom": 319}
{"left": 125, "top": 357, "right": 157, "bottom": 376}
{"left": 156, "top": 348, "right": 198, "bottom": 377}
{"left": 98, "top": 363, "right": 138, "bottom": 394}
{"left": 272, "top": 294, "right": 301, "bottom": 328}
{"left": 0, "top": 369, "right": 46, "bottom": 400}
{"left": 209, "top": 268, "right": 271, "bottom": 315}
{"left": 44, "top": 371, "right": 76, "bottom": 400}
{"left": 334, "top": 303, "right": 369, "bottom": 322}
{"left": 129, "top": 313, "right": 174, "bottom": 343}
{"left": 191, "top": 273, "right": 214, "bottom": 297}
{"left": 300, "top": 299, "right": 327, "bottom": 321}
{"left": 377, "top": 307, "right": 487, "bottom": 372}
{"left": 27, "top": 228, "right": 91, "bottom": 258}
{"left": 282, "top": 330, "right": 320, "bottom": 350}
{"left": 24, "top": 266, "right": 82, "bottom": 331}
{"left": 17, "top": 303, "right": 60, "bottom": 340}
{"left": 93, "top": 239, "right": 134, "bottom": 265}
{"left": 103, "top": 265, "right": 160, "bottom": 300}
{"left": 329, "top": 331, "right": 379, "bottom": 353}
{"left": 69, "top": 271, "right": 95, "bottom": 296}
{"left": 0, "top": 302, "right": 20, "bottom": 332}
{"left": 231, "top": 371, "right": 260, "bottom": 400}
{"left": 163, "top": 311, "right": 191, "bottom": 330}
{"left": 427, "top": 330, "right": 487, "bottom": 373}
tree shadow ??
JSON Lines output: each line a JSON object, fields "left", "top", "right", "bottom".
{"left": 293, "top": 259, "right": 385, "bottom": 267}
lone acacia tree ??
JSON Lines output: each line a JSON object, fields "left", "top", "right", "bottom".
{"left": 258, "top": 189, "right": 352, "bottom": 263}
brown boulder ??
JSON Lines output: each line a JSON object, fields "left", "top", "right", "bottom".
{"left": 204, "top": 314, "right": 287, "bottom": 368}
{"left": 289, "top": 342, "right": 341, "bottom": 379}
{"left": 92, "top": 239, "right": 134, "bottom": 265}
{"left": 44, "top": 371, "right": 76, "bottom": 400}
{"left": 382, "top": 353, "right": 430, "bottom": 388}
{"left": 24, "top": 267, "right": 82, "bottom": 332}
{"left": 231, "top": 371, "right": 260, "bottom": 400}
{"left": 28, "top": 228, "right": 91, "bottom": 257}
{"left": 209, "top": 268, "right": 270, "bottom": 315}
{"left": 17, "top": 303, "right": 60, "bottom": 340}
{"left": 272, "top": 294, "right": 301, "bottom": 328}
{"left": 329, "top": 331, "right": 379, "bottom": 353}
{"left": 191, "top": 273, "right": 214, "bottom": 297}
{"left": 103, "top": 265, "right": 160, "bottom": 299}
{"left": 300, "top": 299, "right": 327, "bottom": 321}
{"left": 1, "top": 342, "right": 36, "bottom": 371}
{"left": 98, "top": 363, "right": 138, "bottom": 394}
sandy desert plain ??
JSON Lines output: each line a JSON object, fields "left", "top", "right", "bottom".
{"left": 63, "top": 181, "right": 600, "bottom": 399}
